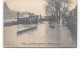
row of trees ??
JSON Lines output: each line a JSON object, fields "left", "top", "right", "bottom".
{"left": 45, "top": 0, "right": 72, "bottom": 22}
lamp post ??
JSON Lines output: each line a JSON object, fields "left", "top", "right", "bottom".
{"left": 17, "top": 12, "right": 19, "bottom": 23}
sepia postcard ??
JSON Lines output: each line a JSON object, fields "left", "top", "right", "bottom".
{"left": 3, "top": 0, "right": 77, "bottom": 48}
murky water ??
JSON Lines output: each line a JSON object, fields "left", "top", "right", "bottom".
{"left": 4, "top": 19, "right": 76, "bottom": 47}
{"left": 17, "top": 20, "right": 76, "bottom": 47}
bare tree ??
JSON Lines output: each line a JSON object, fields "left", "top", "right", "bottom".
{"left": 45, "top": 0, "right": 72, "bottom": 23}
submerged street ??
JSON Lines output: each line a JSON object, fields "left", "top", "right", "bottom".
{"left": 17, "top": 19, "right": 76, "bottom": 47}
{"left": 4, "top": 18, "right": 77, "bottom": 47}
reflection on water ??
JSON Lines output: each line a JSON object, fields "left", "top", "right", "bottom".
{"left": 4, "top": 18, "right": 76, "bottom": 47}
{"left": 18, "top": 19, "right": 76, "bottom": 47}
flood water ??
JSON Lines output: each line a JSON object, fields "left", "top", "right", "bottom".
{"left": 4, "top": 19, "right": 77, "bottom": 47}
{"left": 17, "top": 19, "right": 76, "bottom": 47}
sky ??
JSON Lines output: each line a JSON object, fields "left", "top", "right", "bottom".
{"left": 4, "top": 0, "right": 77, "bottom": 16}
